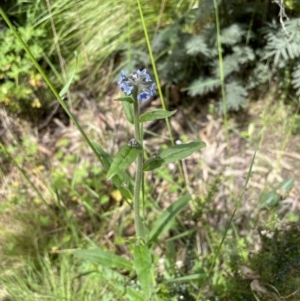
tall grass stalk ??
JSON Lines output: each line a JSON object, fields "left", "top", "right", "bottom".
{"left": 213, "top": 0, "right": 229, "bottom": 148}
{"left": 45, "top": 0, "right": 72, "bottom": 111}
{"left": 213, "top": 0, "right": 239, "bottom": 202}
{"left": 136, "top": 0, "right": 186, "bottom": 183}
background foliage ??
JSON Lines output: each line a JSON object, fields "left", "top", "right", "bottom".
{"left": 150, "top": 0, "right": 300, "bottom": 111}
{"left": 2, "top": 0, "right": 300, "bottom": 115}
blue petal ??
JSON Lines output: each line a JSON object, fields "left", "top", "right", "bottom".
{"left": 120, "top": 70, "right": 126, "bottom": 80}
{"left": 137, "top": 91, "right": 150, "bottom": 101}
{"left": 137, "top": 69, "right": 146, "bottom": 75}
{"left": 137, "top": 69, "right": 151, "bottom": 82}
{"left": 119, "top": 82, "right": 133, "bottom": 95}
{"left": 150, "top": 83, "right": 156, "bottom": 95}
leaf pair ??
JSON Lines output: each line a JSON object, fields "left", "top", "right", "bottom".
{"left": 117, "top": 95, "right": 176, "bottom": 124}
{"left": 107, "top": 141, "right": 206, "bottom": 180}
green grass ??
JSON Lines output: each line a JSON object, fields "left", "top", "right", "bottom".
{"left": 10, "top": 0, "right": 198, "bottom": 95}
{"left": 1, "top": 254, "right": 116, "bottom": 301}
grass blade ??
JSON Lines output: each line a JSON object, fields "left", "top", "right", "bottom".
{"left": 58, "top": 51, "right": 78, "bottom": 97}
{"left": 73, "top": 249, "right": 133, "bottom": 272}
{"left": 149, "top": 194, "right": 191, "bottom": 244}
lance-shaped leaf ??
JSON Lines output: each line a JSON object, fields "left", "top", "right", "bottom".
{"left": 259, "top": 178, "right": 294, "bottom": 210}
{"left": 275, "top": 178, "right": 294, "bottom": 198}
{"left": 143, "top": 156, "right": 164, "bottom": 172}
{"left": 92, "top": 142, "right": 113, "bottom": 171}
{"left": 117, "top": 183, "right": 133, "bottom": 200}
{"left": 107, "top": 141, "right": 142, "bottom": 180}
{"left": 92, "top": 142, "right": 133, "bottom": 199}
{"left": 73, "top": 249, "right": 133, "bottom": 272}
{"left": 149, "top": 194, "right": 190, "bottom": 243}
{"left": 160, "top": 141, "right": 206, "bottom": 164}
{"left": 122, "top": 101, "right": 134, "bottom": 124}
{"left": 73, "top": 249, "right": 144, "bottom": 301}
{"left": 114, "top": 96, "right": 134, "bottom": 103}
{"left": 134, "top": 243, "right": 152, "bottom": 298}
{"left": 59, "top": 51, "right": 78, "bottom": 98}
{"left": 165, "top": 273, "right": 206, "bottom": 283}
{"left": 143, "top": 141, "right": 206, "bottom": 171}
{"left": 139, "top": 109, "right": 176, "bottom": 123}
{"left": 259, "top": 191, "right": 281, "bottom": 209}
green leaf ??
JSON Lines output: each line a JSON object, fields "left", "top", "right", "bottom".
{"left": 149, "top": 194, "right": 191, "bottom": 243}
{"left": 122, "top": 101, "right": 134, "bottom": 124}
{"left": 134, "top": 243, "right": 152, "bottom": 298}
{"left": 275, "top": 178, "right": 294, "bottom": 197}
{"left": 92, "top": 142, "right": 133, "bottom": 199}
{"left": 143, "top": 142, "right": 206, "bottom": 171}
{"left": 91, "top": 142, "right": 113, "bottom": 171}
{"left": 143, "top": 156, "right": 165, "bottom": 172}
{"left": 107, "top": 142, "right": 142, "bottom": 180}
{"left": 75, "top": 269, "right": 145, "bottom": 301}
{"left": 117, "top": 184, "right": 133, "bottom": 200}
{"left": 59, "top": 51, "right": 78, "bottom": 97}
{"left": 160, "top": 141, "right": 206, "bottom": 164}
{"left": 165, "top": 273, "right": 206, "bottom": 283}
{"left": 259, "top": 191, "right": 281, "bottom": 209}
{"left": 114, "top": 96, "right": 134, "bottom": 103}
{"left": 226, "top": 81, "right": 248, "bottom": 111}
{"left": 259, "top": 178, "right": 294, "bottom": 210}
{"left": 73, "top": 249, "right": 133, "bottom": 272}
{"left": 185, "top": 77, "right": 221, "bottom": 96}
{"left": 139, "top": 109, "right": 176, "bottom": 122}
{"left": 126, "top": 288, "right": 145, "bottom": 301}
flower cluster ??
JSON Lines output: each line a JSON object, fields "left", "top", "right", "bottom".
{"left": 118, "top": 69, "right": 156, "bottom": 101}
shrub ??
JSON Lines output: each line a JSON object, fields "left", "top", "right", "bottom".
{"left": 0, "top": 25, "right": 45, "bottom": 112}
{"left": 150, "top": 0, "right": 300, "bottom": 111}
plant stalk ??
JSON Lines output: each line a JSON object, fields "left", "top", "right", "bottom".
{"left": 133, "top": 93, "right": 144, "bottom": 240}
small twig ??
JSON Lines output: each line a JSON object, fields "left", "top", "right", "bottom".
{"left": 38, "top": 101, "right": 60, "bottom": 129}
{"left": 273, "top": 0, "right": 289, "bottom": 36}
{"left": 280, "top": 287, "right": 300, "bottom": 300}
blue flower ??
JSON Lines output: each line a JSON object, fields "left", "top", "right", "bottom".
{"left": 137, "top": 69, "right": 151, "bottom": 82}
{"left": 119, "top": 81, "right": 134, "bottom": 95}
{"left": 137, "top": 91, "right": 151, "bottom": 102}
{"left": 120, "top": 70, "right": 126, "bottom": 80}
{"left": 118, "top": 69, "right": 156, "bottom": 101}
{"left": 150, "top": 83, "right": 156, "bottom": 95}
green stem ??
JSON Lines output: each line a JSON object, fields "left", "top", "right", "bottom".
{"left": 133, "top": 93, "right": 144, "bottom": 240}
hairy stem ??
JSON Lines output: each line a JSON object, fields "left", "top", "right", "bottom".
{"left": 133, "top": 93, "right": 144, "bottom": 240}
